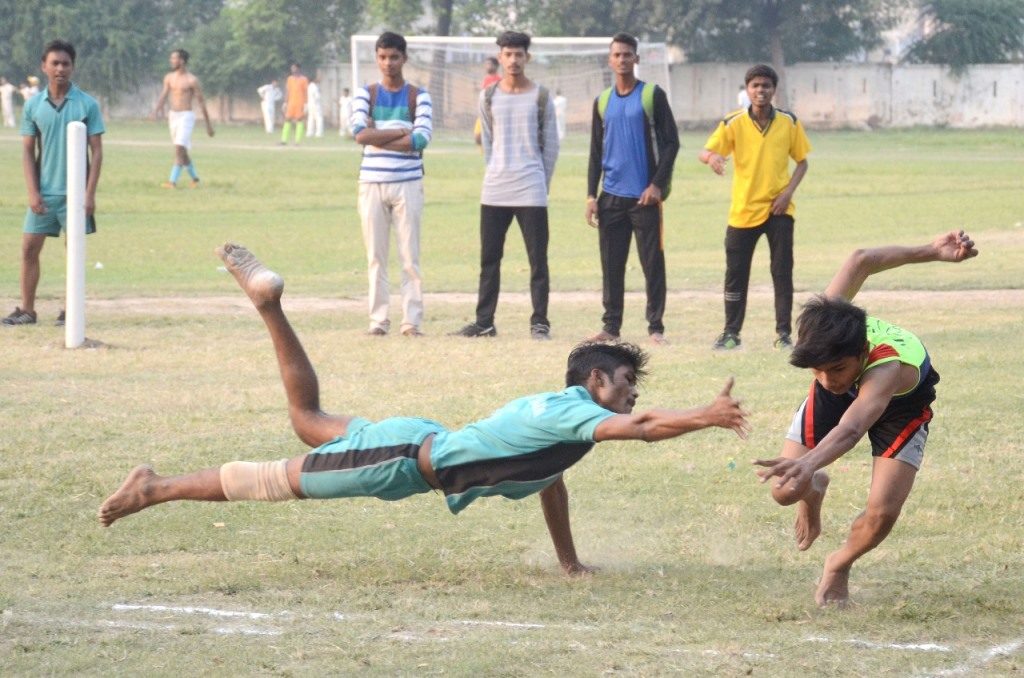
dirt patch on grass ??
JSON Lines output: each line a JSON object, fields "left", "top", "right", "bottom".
{"left": 86, "top": 287, "right": 1023, "bottom": 316}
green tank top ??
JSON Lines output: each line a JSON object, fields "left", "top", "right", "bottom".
{"left": 860, "top": 316, "right": 929, "bottom": 396}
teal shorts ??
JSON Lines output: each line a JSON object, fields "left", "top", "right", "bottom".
{"left": 299, "top": 416, "right": 447, "bottom": 501}
{"left": 24, "top": 195, "right": 97, "bottom": 237}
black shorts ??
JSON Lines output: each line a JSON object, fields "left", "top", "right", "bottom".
{"left": 785, "top": 368, "right": 940, "bottom": 469}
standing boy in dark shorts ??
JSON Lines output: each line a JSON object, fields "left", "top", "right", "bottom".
{"left": 754, "top": 230, "right": 978, "bottom": 606}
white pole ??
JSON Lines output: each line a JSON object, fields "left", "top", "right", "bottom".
{"left": 65, "top": 121, "right": 86, "bottom": 349}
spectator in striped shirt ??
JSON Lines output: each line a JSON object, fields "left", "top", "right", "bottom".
{"left": 350, "top": 32, "right": 432, "bottom": 337}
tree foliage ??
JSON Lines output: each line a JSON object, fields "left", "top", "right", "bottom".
{"left": 905, "top": 0, "right": 1024, "bottom": 72}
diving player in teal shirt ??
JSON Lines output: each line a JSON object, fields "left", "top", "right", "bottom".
{"left": 754, "top": 230, "right": 978, "bottom": 607}
{"left": 100, "top": 243, "right": 749, "bottom": 576}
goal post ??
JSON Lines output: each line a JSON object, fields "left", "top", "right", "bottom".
{"left": 350, "top": 35, "right": 671, "bottom": 138}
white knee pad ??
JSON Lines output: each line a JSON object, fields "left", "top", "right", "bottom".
{"left": 220, "top": 459, "right": 297, "bottom": 501}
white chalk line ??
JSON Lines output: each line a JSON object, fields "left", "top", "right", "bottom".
{"left": 111, "top": 603, "right": 285, "bottom": 620}
{"left": 805, "top": 635, "right": 952, "bottom": 652}
{"left": 927, "top": 638, "right": 1024, "bottom": 676}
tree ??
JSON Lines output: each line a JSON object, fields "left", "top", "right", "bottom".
{"left": 675, "top": 0, "right": 908, "bottom": 105}
{"left": 906, "top": 0, "right": 1024, "bottom": 73}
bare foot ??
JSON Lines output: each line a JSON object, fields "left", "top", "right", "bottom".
{"left": 216, "top": 242, "right": 283, "bottom": 308}
{"left": 794, "top": 471, "right": 829, "bottom": 551}
{"left": 98, "top": 464, "right": 158, "bottom": 527}
{"left": 815, "top": 554, "right": 851, "bottom": 607}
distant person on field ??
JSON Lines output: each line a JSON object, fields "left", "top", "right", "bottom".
{"left": 257, "top": 79, "right": 282, "bottom": 133}
{"left": 338, "top": 87, "right": 353, "bottom": 137}
{"left": 4, "top": 40, "right": 104, "bottom": 327}
{"left": 586, "top": 33, "right": 679, "bottom": 347}
{"left": 553, "top": 89, "right": 567, "bottom": 141}
{"left": 754, "top": 230, "right": 978, "bottom": 607}
{"left": 453, "top": 31, "right": 559, "bottom": 340}
{"left": 280, "top": 63, "right": 308, "bottom": 145}
{"left": 152, "top": 48, "right": 215, "bottom": 189}
{"left": 19, "top": 76, "right": 40, "bottom": 101}
{"left": 0, "top": 77, "right": 17, "bottom": 127}
{"left": 737, "top": 84, "right": 750, "bottom": 109}
{"left": 474, "top": 56, "right": 502, "bottom": 146}
{"left": 351, "top": 31, "right": 432, "bottom": 337}
{"left": 699, "top": 64, "right": 810, "bottom": 351}
{"left": 99, "top": 242, "right": 749, "bottom": 577}
{"left": 305, "top": 76, "right": 324, "bottom": 138}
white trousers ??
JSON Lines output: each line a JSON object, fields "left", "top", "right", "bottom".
{"left": 261, "top": 102, "right": 275, "bottom": 133}
{"left": 358, "top": 180, "right": 424, "bottom": 332}
{"left": 306, "top": 106, "right": 324, "bottom": 137}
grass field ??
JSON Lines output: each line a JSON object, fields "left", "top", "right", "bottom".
{"left": 1, "top": 122, "right": 1022, "bottom": 676}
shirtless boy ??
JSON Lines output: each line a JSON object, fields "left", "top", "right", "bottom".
{"left": 754, "top": 230, "right": 978, "bottom": 606}
{"left": 99, "top": 244, "right": 749, "bottom": 575}
{"left": 152, "top": 49, "right": 214, "bottom": 189}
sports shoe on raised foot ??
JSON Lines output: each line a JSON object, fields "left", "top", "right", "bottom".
{"left": 3, "top": 307, "right": 37, "bottom": 325}
{"left": 450, "top": 322, "right": 496, "bottom": 338}
{"left": 189, "top": 179, "right": 200, "bottom": 189}
{"left": 773, "top": 333, "right": 793, "bottom": 350}
{"left": 712, "top": 331, "right": 741, "bottom": 350}
{"left": 530, "top": 324, "right": 551, "bottom": 341}
{"left": 649, "top": 332, "right": 669, "bottom": 346}
{"left": 55, "top": 309, "right": 65, "bottom": 327}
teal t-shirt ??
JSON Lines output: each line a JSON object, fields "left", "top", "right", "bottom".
{"left": 431, "top": 386, "right": 616, "bottom": 514}
{"left": 21, "top": 84, "right": 105, "bottom": 196}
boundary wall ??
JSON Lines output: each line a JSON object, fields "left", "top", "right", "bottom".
{"left": 105, "top": 62, "right": 1023, "bottom": 130}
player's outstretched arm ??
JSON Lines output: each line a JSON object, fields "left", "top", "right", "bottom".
{"left": 594, "top": 378, "right": 750, "bottom": 443}
{"left": 825, "top": 229, "right": 978, "bottom": 302}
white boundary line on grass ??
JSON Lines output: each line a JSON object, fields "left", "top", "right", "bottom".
{"left": 112, "top": 603, "right": 285, "bottom": 620}
{"left": 927, "top": 638, "right": 1023, "bottom": 676}
{"left": 805, "top": 636, "right": 952, "bottom": 652}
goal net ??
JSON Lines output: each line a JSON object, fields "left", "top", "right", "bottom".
{"left": 350, "top": 35, "right": 671, "bottom": 138}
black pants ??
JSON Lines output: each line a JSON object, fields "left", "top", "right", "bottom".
{"left": 722, "top": 214, "right": 794, "bottom": 336}
{"left": 475, "top": 205, "right": 550, "bottom": 327}
{"left": 597, "top": 193, "right": 666, "bottom": 335}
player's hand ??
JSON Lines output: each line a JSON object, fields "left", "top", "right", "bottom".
{"left": 753, "top": 456, "right": 814, "bottom": 493}
{"left": 770, "top": 189, "right": 793, "bottom": 215}
{"left": 207, "top": 125, "right": 215, "bottom": 138}
{"left": 637, "top": 184, "right": 662, "bottom": 206}
{"left": 585, "top": 198, "right": 598, "bottom": 228}
{"left": 85, "top": 196, "right": 96, "bottom": 216}
{"left": 708, "top": 152, "right": 728, "bottom": 175}
{"left": 28, "top": 192, "right": 46, "bottom": 214}
{"left": 708, "top": 377, "right": 750, "bottom": 439}
{"left": 933, "top": 229, "right": 978, "bottom": 262}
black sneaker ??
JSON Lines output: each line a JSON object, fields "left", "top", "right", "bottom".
{"left": 2, "top": 307, "right": 37, "bottom": 326}
{"left": 530, "top": 324, "right": 551, "bottom": 341}
{"left": 55, "top": 310, "right": 65, "bottom": 327}
{"left": 712, "top": 331, "right": 741, "bottom": 350}
{"left": 773, "top": 333, "right": 792, "bottom": 350}
{"left": 450, "top": 322, "right": 496, "bottom": 338}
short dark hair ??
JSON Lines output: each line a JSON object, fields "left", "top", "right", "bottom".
{"left": 376, "top": 31, "right": 407, "bottom": 55}
{"left": 172, "top": 48, "right": 190, "bottom": 64}
{"left": 745, "top": 64, "right": 778, "bottom": 86}
{"left": 610, "top": 32, "right": 638, "bottom": 53}
{"left": 566, "top": 342, "right": 649, "bottom": 388}
{"left": 496, "top": 31, "right": 531, "bottom": 52}
{"left": 42, "top": 40, "right": 76, "bottom": 64}
{"left": 485, "top": 56, "right": 499, "bottom": 68}
{"left": 790, "top": 295, "right": 867, "bottom": 368}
